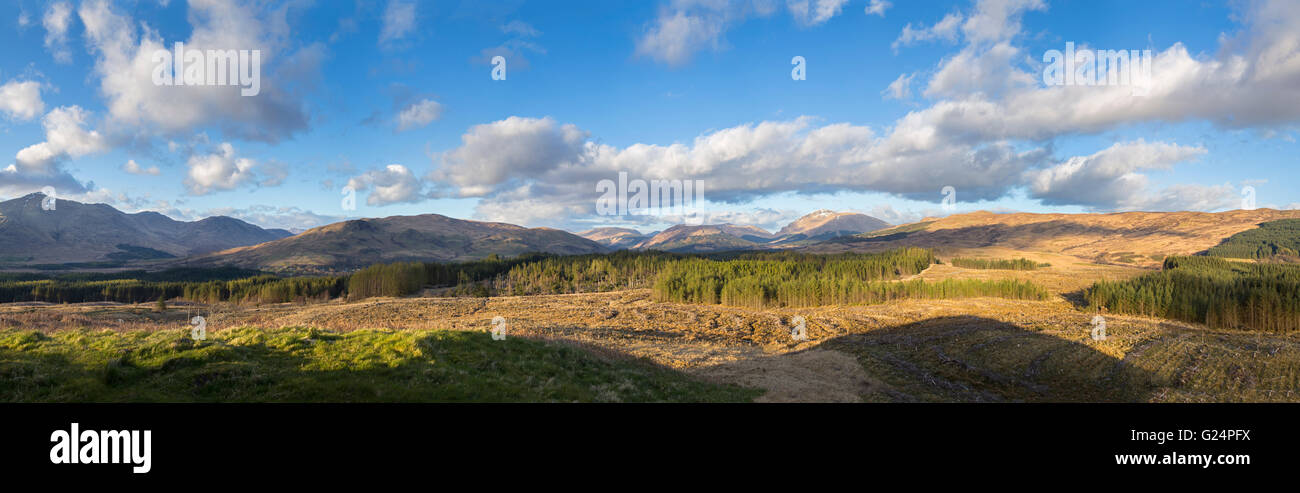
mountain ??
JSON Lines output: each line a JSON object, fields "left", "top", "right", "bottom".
{"left": 185, "top": 213, "right": 607, "bottom": 272}
{"left": 804, "top": 209, "right": 1300, "bottom": 267}
{"left": 0, "top": 193, "right": 291, "bottom": 265}
{"left": 774, "top": 210, "right": 889, "bottom": 242}
{"left": 632, "top": 224, "right": 776, "bottom": 253}
{"left": 577, "top": 227, "right": 649, "bottom": 250}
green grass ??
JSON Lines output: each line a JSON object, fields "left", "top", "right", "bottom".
{"left": 0, "top": 327, "right": 759, "bottom": 403}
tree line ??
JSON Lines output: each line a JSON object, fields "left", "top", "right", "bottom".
{"left": 1086, "top": 255, "right": 1300, "bottom": 332}
{"left": 1205, "top": 219, "right": 1300, "bottom": 260}
{"left": 950, "top": 257, "right": 1049, "bottom": 270}
{"left": 649, "top": 248, "right": 1048, "bottom": 308}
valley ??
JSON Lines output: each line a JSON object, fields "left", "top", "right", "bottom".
{"left": 3, "top": 198, "right": 1299, "bottom": 403}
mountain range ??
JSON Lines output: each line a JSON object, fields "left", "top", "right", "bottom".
{"left": 577, "top": 210, "right": 890, "bottom": 253}
{"left": 181, "top": 213, "right": 607, "bottom": 272}
{"left": 0, "top": 193, "right": 291, "bottom": 266}
{"left": 5, "top": 193, "right": 1296, "bottom": 273}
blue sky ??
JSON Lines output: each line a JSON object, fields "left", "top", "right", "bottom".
{"left": 1, "top": 0, "right": 1297, "bottom": 233}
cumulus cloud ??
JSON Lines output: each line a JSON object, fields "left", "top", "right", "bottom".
{"left": 0, "top": 79, "right": 44, "bottom": 120}
{"left": 123, "top": 159, "right": 161, "bottom": 176}
{"left": 347, "top": 164, "right": 424, "bottom": 206}
{"left": 184, "top": 142, "right": 259, "bottom": 195}
{"left": 43, "top": 1, "right": 74, "bottom": 63}
{"left": 379, "top": 0, "right": 417, "bottom": 45}
{"left": 960, "top": 0, "right": 1045, "bottom": 45}
{"left": 1026, "top": 140, "right": 1210, "bottom": 210}
{"left": 432, "top": 116, "right": 588, "bottom": 197}
{"left": 428, "top": 115, "right": 1047, "bottom": 228}
{"left": 13, "top": 106, "right": 109, "bottom": 175}
{"left": 396, "top": 99, "right": 442, "bottom": 132}
{"left": 76, "top": 0, "right": 313, "bottom": 143}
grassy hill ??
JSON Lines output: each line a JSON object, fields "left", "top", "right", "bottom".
{"left": 808, "top": 209, "right": 1300, "bottom": 267}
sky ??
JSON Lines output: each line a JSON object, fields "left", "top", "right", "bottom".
{"left": 0, "top": 0, "right": 1297, "bottom": 234}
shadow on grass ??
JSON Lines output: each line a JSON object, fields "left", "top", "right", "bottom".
{"left": 819, "top": 315, "right": 1154, "bottom": 402}
{"left": 0, "top": 328, "right": 759, "bottom": 403}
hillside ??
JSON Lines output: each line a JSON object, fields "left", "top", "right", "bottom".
{"left": 632, "top": 224, "right": 775, "bottom": 252}
{"left": 0, "top": 193, "right": 291, "bottom": 266}
{"left": 184, "top": 213, "right": 606, "bottom": 272}
{"left": 1205, "top": 218, "right": 1300, "bottom": 260}
{"left": 805, "top": 209, "right": 1300, "bottom": 266}
{"left": 773, "top": 210, "right": 890, "bottom": 244}
{"left": 577, "top": 227, "right": 650, "bottom": 250}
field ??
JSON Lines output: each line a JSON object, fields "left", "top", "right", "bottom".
{"left": 4, "top": 250, "right": 1300, "bottom": 402}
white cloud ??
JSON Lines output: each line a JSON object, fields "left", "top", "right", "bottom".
{"left": 43, "top": 1, "right": 73, "bottom": 63}
{"left": 379, "top": 0, "right": 417, "bottom": 45}
{"left": 433, "top": 116, "right": 588, "bottom": 197}
{"left": 0, "top": 79, "right": 44, "bottom": 120}
{"left": 788, "top": 0, "right": 850, "bottom": 26}
{"left": 184, "top": 142, "right": 258, "bottom": 195}
{"left": 865, "top": 0, "right": 891, "bottom": 17}
{"left": 636, "top": 0, "right": 851, "bottom": 66}
{"left": 123, "top": 159, "right": 161, "bottom": 176}
{"left": 501, "top": 20, "right": 540, "bottom": 38}
{"left": 883, "top": 72, "right": 914, "bottom": 100}
{"left": 892, "top": 12, "right": 963, "bottom": 51}
{"left": 429, "top": 115, "right": 1046, "bottom": 228}
{"left": 960, "top": 0, "right": 1045, "bottom": 45}
{"left": 636, "top": 8, "right": 732, "bottom": 66}
{"left": 923, "top": 41, "right": 1036, "bottom": 99}
{"left": 347, "top": 164, "right": 424, "bottom": 206}
{"left": 13, "top": 106, "right": 109, "bottom": 175}
{"left": 194, "top": 205, "right": 345, "bottom": 232}
{"left": 76, "top": 0, "right": 313, "bottom": 143}
{"left": 1026, "top": 140, "right": 1210, "bottom": 210}
{"left": 396, "top": 99, "right": 442, "bottom": 132}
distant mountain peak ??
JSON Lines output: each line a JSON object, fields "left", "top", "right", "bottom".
{"left": 189, "top": 213, "right": 606, "bottom": 272}
{"left": 777, "top": 210, "right": 889, "bottom": 238}
{"left": 0, "top": 195, "right": 291, "bottom": 266}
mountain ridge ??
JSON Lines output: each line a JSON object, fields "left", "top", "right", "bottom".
{"left": 0, "top": 193, "right": 291, "bottom": 265}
